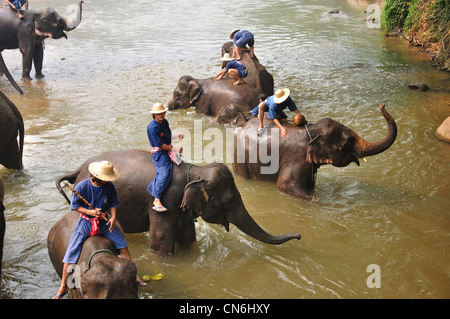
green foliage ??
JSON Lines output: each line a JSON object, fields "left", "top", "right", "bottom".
{"left": 381, "top": 0, "right": 412, "bottom": 33}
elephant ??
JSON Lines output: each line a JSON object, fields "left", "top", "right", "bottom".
{"left": 0, "top": 90, "right": 24, "bottom": 170}
{"left": 167, "top": 75, "right": 262, "bottom": 125}
{"left": 0, "top": 1, "right": 83, "bottom": 94}
{"left": 47, "top": 211, "right": 138, "bottom": 299}
{"left": 221, "top": 41, "right": 274, "bottom": 96}
{"left": 0, "top": 176, "right": 5, "bottom": 280}
{"left": 55, "top": 149, "right": 301, "bottom": 254}
{"left": 233, "top": 104, "right": 397, "bottom": 198}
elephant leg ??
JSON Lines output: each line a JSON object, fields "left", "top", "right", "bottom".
{"left": 175, "top": 214, "right": 196, "bottom": 248}
{"left": 148, "top": 211, "right": 177, "bottom": 254}
{"left": 276, "top": 164, "right": 315, "bottom": 199}
{"left": 0, "top": 142, "right": 21, "bottom": 170}
{"left": 33, "top": 42, "right": 45, "bottom": 79}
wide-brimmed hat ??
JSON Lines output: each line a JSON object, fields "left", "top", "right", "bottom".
{"left": 221, "top": 53, "right": 234, "bottom": 62}
{"left": 273, "top": 88, "right": 290, "bottom": 104}
{"left": 150, "top": 102, "right": 168, "bottom": 114}
{"left": 88, "top": 161, "right": 120, "bottom": 182}
{"left": 230, "top": 29, "right": 240, "bottom": 39}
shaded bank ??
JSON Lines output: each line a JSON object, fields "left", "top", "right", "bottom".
{"left": 382, "top": 0, "right": 449, "bottom": 71}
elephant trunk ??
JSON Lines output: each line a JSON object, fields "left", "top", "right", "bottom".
{"left": 228, "top": 208, "right": 301, "bottom": 245}
{"left": 64, "top": 0, "right": 83, "bottom": 31}
{"left": 354, "top": 104, "right": 397, "bottom": 158}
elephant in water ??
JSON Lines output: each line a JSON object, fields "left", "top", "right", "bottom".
{"left": 233, "top": 104, "right": 397, "bottom": 198}
{"left": 0, "top": 176, "right": 5, "bottom": 280}
{"left": 0, "top": 1, "right": 83, "bottom": 94}
{"left": 167, "top": 75, "right": 262, "bottom": 126}
{"left": 221, "top": 41, "right": 274, "bottom": 96}
{"left": 0, "top": 90, "right": 24, "bottom": 170}
{"left": 55, "top": 149, "right": 301, "bottom": 254}
{"left": 48, "top": 211, "right": 138, "bottom": 299}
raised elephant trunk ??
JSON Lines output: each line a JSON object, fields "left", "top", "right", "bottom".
{"left": 228, "top": 208, "right": 301, "bottom": 245}
{"left": 353, "top": 104, "right": 397, "bottom": 158}
{"left": 64, "top": 0, "right": 83, "bottom": 31}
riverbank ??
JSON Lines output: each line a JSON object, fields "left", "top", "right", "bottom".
{"left": 382, "top": 0, "right": 449, "bottom": 71}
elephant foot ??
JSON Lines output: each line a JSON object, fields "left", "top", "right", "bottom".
{"left": 21, "top": 75, "right": 33, "bottom": 81}
{"left": 35, "top": 73, "right": 46, "bottom": 80}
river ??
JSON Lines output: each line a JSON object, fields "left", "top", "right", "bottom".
{"left": 0, "top": 0, "right": 449, "bottom": 299}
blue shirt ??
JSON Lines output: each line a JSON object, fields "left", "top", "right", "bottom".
{"left": 225, "top": 60, "right": 246, "bottom": 72}
{"left": 69, "top": 178, "right": 119, "bottom": 213}
{"left": 251, "top": 95, "right": 298, "bottom": 119}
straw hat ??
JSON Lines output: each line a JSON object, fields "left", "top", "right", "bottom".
{"left": 150, "top": 102, "right": 168, "bottom": 114}
{"left": 221, "top": 53, "right": 234, "bottom": 62}
{"left": 273, "top": 88, "right": 290, "bottom": 104}
{"left": 230, "top": 29, "right": 240, "bottom": 39}
{"left": 88, "top": 161, "right": 120, "bottom": 182}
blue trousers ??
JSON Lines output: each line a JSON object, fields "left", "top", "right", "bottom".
{"left": 63, "top": 217, "right": 127, "bottom": 264}
{"left": 147, "top": 157, "right": 172, "bottom": 199}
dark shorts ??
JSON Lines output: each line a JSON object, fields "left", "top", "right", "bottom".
{"left": 237, "top": 69, "right": 248, "bottom": 78}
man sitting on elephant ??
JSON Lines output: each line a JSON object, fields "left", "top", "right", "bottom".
{"left": 53, "top": 161, "right": 146, "bottom": 299}
{"left": 215, "top": 53, "right": 248, "bottom": 85}
{"left": 5, "top": 0, "right": 28, "bottom": 19}
{"left": 252, "top": 88, "right": 301, "bottom": 137}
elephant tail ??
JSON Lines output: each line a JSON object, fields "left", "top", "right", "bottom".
{"left": 55, "top": 169, "right": 81, "bottom": 205}
{"left": 0, "top": 53, "right": 23, "bottom": 95}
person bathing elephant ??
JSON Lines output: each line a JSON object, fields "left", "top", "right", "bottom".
{"left": 233, "top": 104, "right": 397, "bottom": 198}
{"left": 0, "top": 176, "right": 5, "bottom": 280}
{"left": 55, "top": 149, "right": 301, "bottom": 254}
{"left": 221, "top": 41, "right": 274, "bottom": 96}
{"left": 0, "top": 0, "right": 83, "bottom": 94}
{"left": 51, "top": 161, "right": 146, "bottom": 299}
{"left": 167, "top": 75, "right": 261, "bottom": 126}
{"left": 0, "top": 90, "right": 24, "bottom": 170}
{"left": 48, "top": 211, "right": 140, "bottom": 299}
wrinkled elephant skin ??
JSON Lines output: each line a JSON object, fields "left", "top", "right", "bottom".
{"left": 0, "top": 1, "right": 83, "bottom": 94}
{"left": 55, "top": 149, "right": 301, "bottom": 254}
{"left": 167, "top": 75, "right": 261, "bottom": 125}
{"left": 0, "top": 90, "right": 24, "bottom": 170}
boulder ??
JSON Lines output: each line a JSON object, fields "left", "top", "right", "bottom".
{"left": 435, "top": 116, "right": 450, "bottom": 143}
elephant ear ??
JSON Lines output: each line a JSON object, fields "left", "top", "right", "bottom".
{"left": 188, "top": 79, "right": 202, "bottom": 105}
{"left": 180, "top": 179, "right": 208, "bottom": 216}
{"left": 306, "top": 135, "right": 334, "bottom": 165}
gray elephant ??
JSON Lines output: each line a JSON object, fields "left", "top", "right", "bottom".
{"left": 221, "top": 41, "right": 274, "bottom": 96}
{"left": 233, "top": 104, "right": 397, "bottom": 198}
{"left": 55, "top": 149, "right": 301, "bottom": 254}
{"left": 167, "top": 75, "right": 262, "bottom": 125}
{"left": 0, "top": 90, "right": 24, "bottom": 170}
{"left": 47, "top": 211, "right": 139, "bottom": 299}
{"left": 0, "top": 1, "right": 83, "bottom": 94}
{"left": 0, "top": 176, "right": 5, "bottom": 280}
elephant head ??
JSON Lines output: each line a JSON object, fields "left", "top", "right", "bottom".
{"left": 34, "top": 0, "right": 83, "bottom": 39}
{"left": 180, "top": 164, "right": 301, "bottom": 245}
{"left": 167, "top": 76, "right": 202, "bottom": 110}
{"left": 306, "top": 104, "right": 397, "bottom": 167}
{"left": 75, "top": 237, "right": 138, "bottom": 299}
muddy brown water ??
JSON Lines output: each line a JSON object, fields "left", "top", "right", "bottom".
{"left": 0, "top": 0, "right": 449, "bottom": 299}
